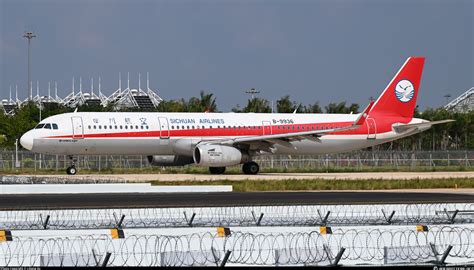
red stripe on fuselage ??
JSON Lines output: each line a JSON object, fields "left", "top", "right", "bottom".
{"left": 45, "top": 119, "right": 404, "bottom": 139}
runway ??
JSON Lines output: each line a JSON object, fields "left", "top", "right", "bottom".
{"left": 0, "top": 191, "right": 472, "bottom": 210}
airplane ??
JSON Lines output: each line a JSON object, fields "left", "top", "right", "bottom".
{"left": 20, "top": 56, "right": 453, "bottom": 175}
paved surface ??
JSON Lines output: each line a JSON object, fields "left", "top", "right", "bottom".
{"left": 0, "top": 191, "right": 472, "bottom": 210}
{"left": 3, "top": 171, "right": 473, "bottom": 182}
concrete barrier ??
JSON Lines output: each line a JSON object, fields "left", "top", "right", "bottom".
{"left": 0, "top": 184, "right": 232, "bottom": 194}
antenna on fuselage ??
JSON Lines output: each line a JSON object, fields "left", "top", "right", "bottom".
{"left": 293, "top": 103, "right": 301, "bottom": 114}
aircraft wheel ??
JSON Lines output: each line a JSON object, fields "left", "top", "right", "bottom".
{"left": 66, "top": 166, "right": 77, "bottom": 175}
{"left": 243, "top": 162, "right": 259, "bottom": 175}
{"left": 209, "top": 167, "right": 226, "bottom": 174}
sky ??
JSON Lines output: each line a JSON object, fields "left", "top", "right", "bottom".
{"left": 0, "top": 0, "right": 472, "bottom": 111}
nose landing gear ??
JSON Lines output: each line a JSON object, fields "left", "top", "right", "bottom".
{"left": 66, "top": 155, "right": 77, "bottom": 175}
{"left": 242, "top": 161, "right": 259, "bottom": 175}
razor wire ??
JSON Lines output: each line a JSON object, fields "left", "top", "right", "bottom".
{"left": 1, "top": 203, "right": 472, "bottom": 230}
{"left": 0, "top": 203, "right": 474, "bottom": 230}
{"left": 0, "top": 226, "right": 472, "bottom": 267}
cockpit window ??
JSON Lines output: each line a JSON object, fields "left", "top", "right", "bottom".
{"left": 52, "top": 123, "right": 58, "bottom": 130}
{"left": 44, "top": 123, "right": 51, "bottom": 129}
{"left": 35, "top": 124, "right": 45, "bottom": 129}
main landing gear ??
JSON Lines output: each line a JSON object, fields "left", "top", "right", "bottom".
{"left": 66, "top": 155, "right": 77, "bottom": 175}
{"left": 208, "top": 161, "right": 260, "bottom": 175}
{"left": 242, "top": 161, "right": 259, "bottom": 175}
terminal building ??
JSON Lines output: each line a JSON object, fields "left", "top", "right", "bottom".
{"left": 1, "top": 73, "right": 163, "bottom": 115}
{"left": 444, "top": 87, "right": 473, "bottom": 113}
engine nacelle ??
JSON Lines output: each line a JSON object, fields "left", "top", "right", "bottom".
{"left": 193, "top": 144, "right": 249, "bottom": 167}
{"left": 147, "top": 155, "right": 194, "bottom": 167}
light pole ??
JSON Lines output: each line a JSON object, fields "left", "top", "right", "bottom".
{"left": 23, "top": 31, "right": 36, "bottom": 101}
{"left": 245, "top": 88, "right": 260, "bottom": 100}
{"left": 15, "top": 139, "right": 20, "bottom": 168}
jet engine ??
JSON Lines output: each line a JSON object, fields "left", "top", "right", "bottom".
{"left": 193, "top": 144, "right": 250, "bottom": 167}
{"left": 147, "top": 155, "right": 194, "bottom": 166}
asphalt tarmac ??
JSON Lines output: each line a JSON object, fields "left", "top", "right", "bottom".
{"left": 0, "top": 191, "right": 472, "bottom": 210}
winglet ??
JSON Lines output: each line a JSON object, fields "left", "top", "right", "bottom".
{"left": 354, "top": 101, "right": 374, "bottom": 126}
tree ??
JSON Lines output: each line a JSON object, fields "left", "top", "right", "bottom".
{"left": 243, "top": 98, "right": 272, "bottom": 113}
{"left": 276, "top": 95, "right": 297, "bottom": 113}
{"left": 325, "top": 102, "right": 359, "bottom": 114}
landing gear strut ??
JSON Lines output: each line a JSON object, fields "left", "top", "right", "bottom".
{"left": 209, "top": 167, "right": 226, "bottom": 174}
{"left": 66, "top": 155, "right": 77, "bottom": 175}
{"left": 242, "top": 161, "right": 259, "bottom": 175}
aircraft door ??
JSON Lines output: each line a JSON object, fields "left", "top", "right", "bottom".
{"left": 158, "top": 117, "right": 170, "bottom": 139}
{"left": 367, "top": 118, "right": 377, "bottom": 139}
{"left": 262, "top": 121, "right": 272, "bottom": 135}
{"left": 71, "top": 117, "right": 84, "bottom": 139}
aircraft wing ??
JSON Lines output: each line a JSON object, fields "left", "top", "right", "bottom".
{"left": 201, "top": 102, "right": 374, "bottom": 150}
{"left": 392, "top": 119, "right": 454, "bottom": 133}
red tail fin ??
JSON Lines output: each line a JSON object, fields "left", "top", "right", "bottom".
{"left": 369, "top": 57, "right": 425, "bottom": 120}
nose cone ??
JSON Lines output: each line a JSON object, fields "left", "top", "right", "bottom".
{"left": 20, "top": 131, "right": 34, "bottom": 150}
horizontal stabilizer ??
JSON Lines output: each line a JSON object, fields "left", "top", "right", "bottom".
{"left": 392, "top": 119, "right": 454, "bottom": 133}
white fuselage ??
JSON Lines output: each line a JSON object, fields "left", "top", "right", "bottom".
{"left": 20, "top": 111, "right": 427, "bottom": 156}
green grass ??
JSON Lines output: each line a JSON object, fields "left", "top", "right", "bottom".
{"left": 1, "top": 165, "right": 473, "bottom": 175}
{"left": 150, "top": 178, "right": 474, "bottom": 192}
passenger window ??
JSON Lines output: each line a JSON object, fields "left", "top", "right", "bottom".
{"left": 177, "top": 126, "right": 180, "bottom": 129}
{"left": 88, "top": 125, "right": 91, "bottom": 129}
{"left": 109, "top": 125, "right": 112, "bottom": 129}
{"left": 99, "top": 125, "right": 102, "bottom": 129}
{"left": 125, "top": 126, "right": 128, "bottom": 129}
{"left": 104, "top": 126, "right": 107, "bottom": 129}
{"left": 135, "top": 125, "right": 138, "bottom": 129}
{"left": 93, "top": 125, "right": 96, "bottom": 129}
{"left": 146, "top": 126, "right": 149, "bottom": 129}
{"left": 130, "top": 126, "right": 133, "bottom": 129}
{"left": 52, "top": 124, "right": 58, "bottom": 130}
{"left": 120, "top": 125, "right": 123, "bottom": 129}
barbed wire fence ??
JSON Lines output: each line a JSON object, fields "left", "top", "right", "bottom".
{"left": 0, "top": 150, "right": 472, "bottom": 172}
{"left": 0, "top": 226, "right": 472, "bottom": 267}
{"left": 1, "top": 203, "right": 472, "bottom": 230}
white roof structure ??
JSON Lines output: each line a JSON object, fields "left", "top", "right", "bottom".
{"left": 105, "top": 72, "right": 163, "bottom": 110}
{"left": 444, "top": 87, "right": 474, "bottom": 113}
{"left": 2, "top": 73, "right": 163, "bottom": 115}
{"left": 1, "top": 85, "right": 21, "bottom": 115}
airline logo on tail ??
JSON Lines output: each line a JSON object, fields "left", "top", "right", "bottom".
{"left": 369, "top": 56, "right": 425, "bottom": 120}
{"left": 395, "top": 79, "right": 415, "bottom": 103}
